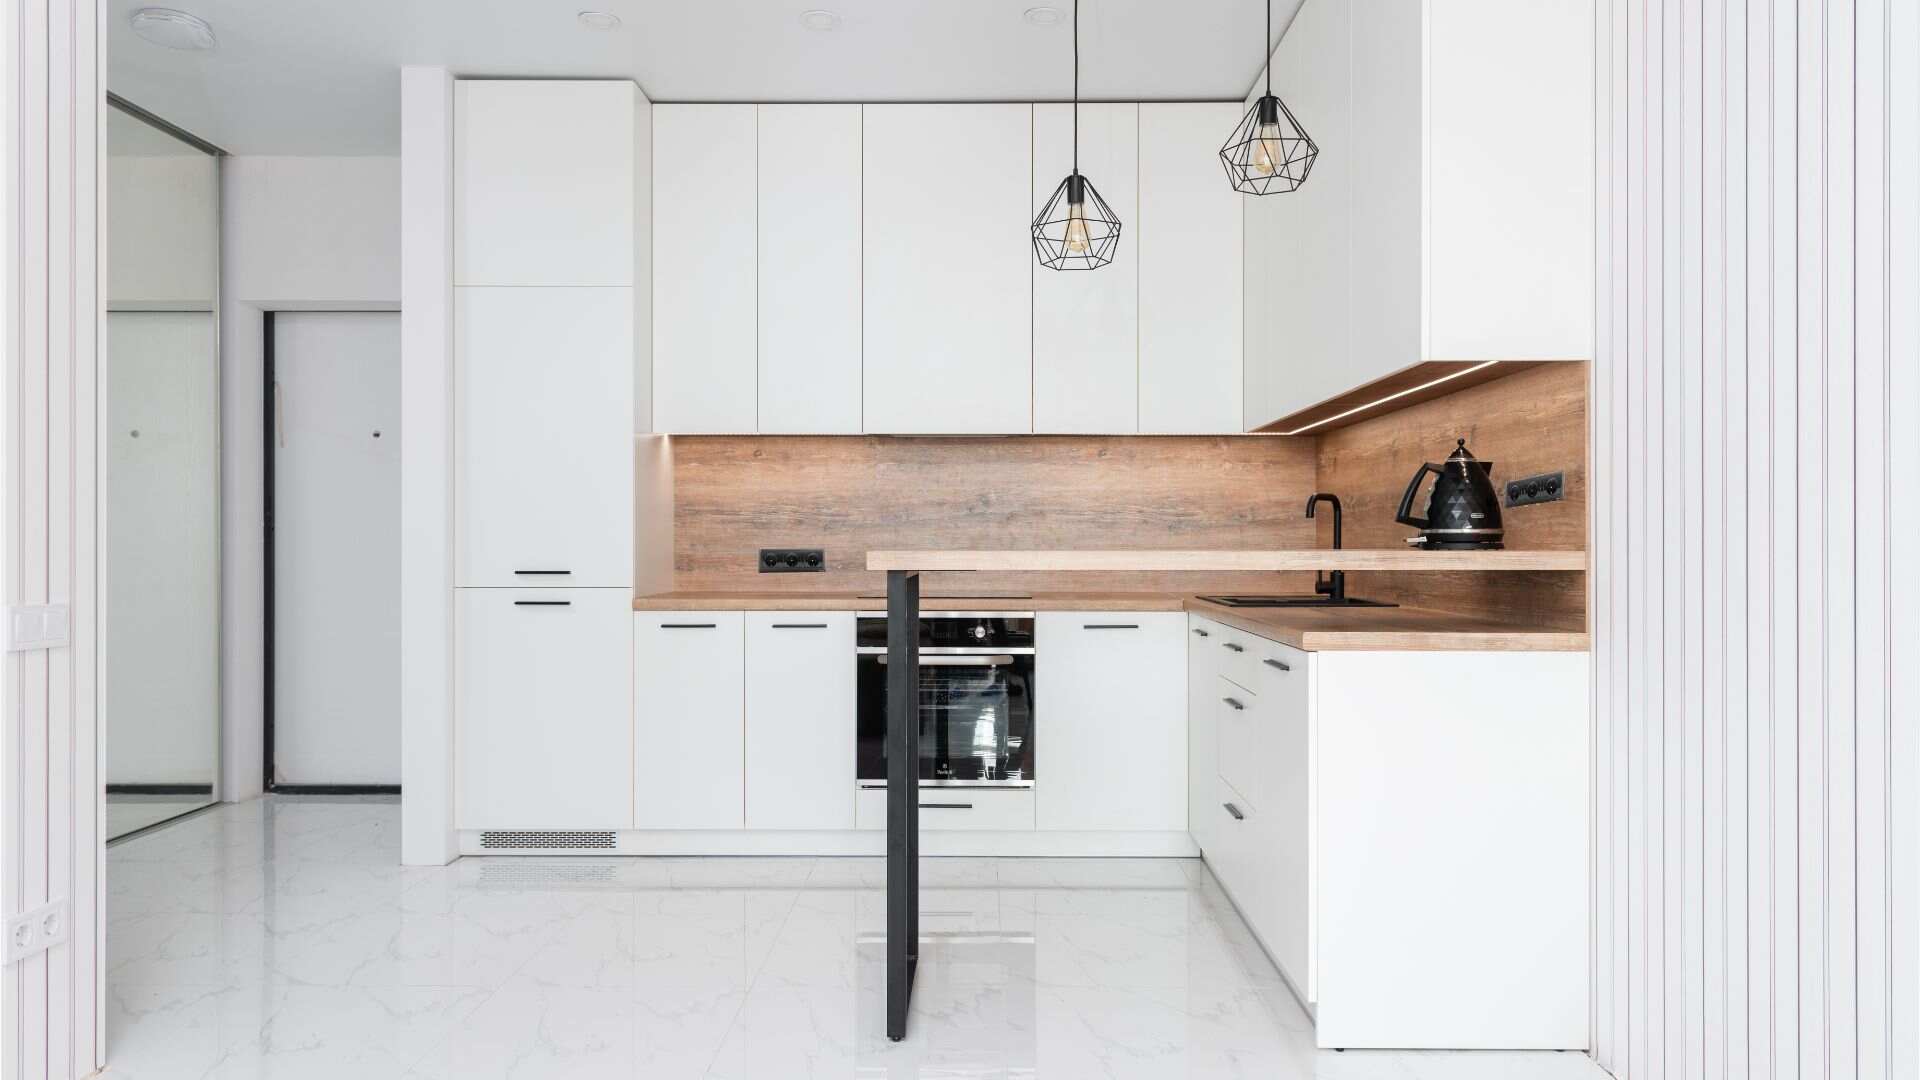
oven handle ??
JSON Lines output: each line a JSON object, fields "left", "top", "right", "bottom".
{"left": 875, "top": 654, "right": 1016, "bottom": 666}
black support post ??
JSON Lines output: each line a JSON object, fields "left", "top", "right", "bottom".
{"left": 885, "top": 568, "right": 920, "bottom": 1041}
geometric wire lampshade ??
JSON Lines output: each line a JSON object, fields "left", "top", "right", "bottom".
{"left": 1032, "top": 172, "right": 1122, "bottom": 270}
{"left": 1219, "top": 93, "right": 1318, "bottom": 195}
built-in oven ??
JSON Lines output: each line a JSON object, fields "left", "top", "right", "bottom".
{"left": 856, "top": 612, "right": 1035, "bottom": 788}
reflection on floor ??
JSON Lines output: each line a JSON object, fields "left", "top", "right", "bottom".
{"left": 105, "top": 797, "right": 1608, "bottom": 1079}
{"left": 107, "top": 792, "right": 215, "bottom": 841}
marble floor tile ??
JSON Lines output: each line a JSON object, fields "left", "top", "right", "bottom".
{"left": 104, "top": 798, "right": 1612, "bottom": 1080}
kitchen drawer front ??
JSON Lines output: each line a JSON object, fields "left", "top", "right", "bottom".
{"left": 456, "top": 588, "right": 634, "bottom": 830}
{"left": 1210, "top": 623, "right": 1264, "bottom": 689}
{"left": 856, "top": 787, "right": 1036, "bottom": 831}
{"left": 1215, "top": 674, "right": 1261, "bottom": 812}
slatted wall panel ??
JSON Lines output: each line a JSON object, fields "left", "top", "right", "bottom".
{"left": 1592, "top": 1, "right": 1918, "bottom": 1077}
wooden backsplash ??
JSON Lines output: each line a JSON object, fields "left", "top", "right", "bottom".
{"left": 1314, "top": 361, "right": 1589, "bottom": 629}
{"left": 671, "top": 435, "right": 1322, "bottom": 594}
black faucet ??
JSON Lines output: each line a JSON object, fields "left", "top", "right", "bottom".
{"left": 1305, "top": 493, "right": 1345, "bottom": 603}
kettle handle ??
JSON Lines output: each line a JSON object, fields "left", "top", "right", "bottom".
{"left": 1395, "top": 462, "right": 1443, "bottom": 529}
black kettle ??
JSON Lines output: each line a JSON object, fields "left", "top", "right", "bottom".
{"left": 1394, "top": 439, "right": 1506, "bottom": 550}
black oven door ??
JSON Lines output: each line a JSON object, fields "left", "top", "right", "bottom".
{"left": 856, "top": 652, "right": 1034, "bottom": 786}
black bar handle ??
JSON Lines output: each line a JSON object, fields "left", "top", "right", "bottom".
{"left": 513, "top": 569, "right": 572, "bottom": 576}
{"left": 1222, "top": 697, "right": 1246, "bottom": 711}
{"left": 1263, "top": 658, "right": 1292, "bottom": 672}
{"left": 1223, "top": 802, "right": 1245, "bottom": 821}
{"left": 1222, "top": 642, "right": 1245, "bottom": 653}
{"left": 1191, "top": 627, "right": 1211, "bottom": 637}
{"left": 920, "top": 802, "right": 973, "bottom": 810}
{"left": 1082, "top": 623, "right": 1140, "bottom": 630}
{"left": 514, "top": 600, "right": 571, "bottom": 607}
{"left": 660, "top": 622, "right": 718, "bottom": 629}
{"left": 771, "top": 622, "right": 829, "bottom": 629}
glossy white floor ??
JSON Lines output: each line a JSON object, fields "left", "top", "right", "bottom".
{"left": 105, "top": 798, "right": 1608, "bottom": 1079}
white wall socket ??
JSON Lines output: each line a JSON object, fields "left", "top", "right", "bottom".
{"left": 5, "top": 898, "right": 70, "bottom": 965}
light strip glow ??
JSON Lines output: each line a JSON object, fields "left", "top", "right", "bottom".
{"left": 1278, "top": 360, "right": 1504, "bottom": 436}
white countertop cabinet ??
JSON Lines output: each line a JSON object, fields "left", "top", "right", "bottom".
{"left": 1187, "top": 614, "right": 1588, "bottom": 1050}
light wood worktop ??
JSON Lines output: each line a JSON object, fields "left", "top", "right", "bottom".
{"left": 864, "top": 549, "right": 1589, "bottom": 572}
{"left": 631, "top": 591, "right": 1189, "bottom": 612}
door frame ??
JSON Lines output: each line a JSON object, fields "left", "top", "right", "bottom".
{"left": 262, "top": 310, "right": 402, "bottom": 796}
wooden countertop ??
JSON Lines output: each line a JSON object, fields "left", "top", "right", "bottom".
{"left": 864, "top": 549, "right": 1589, "bottom": 572}
{"left": 631, "top": 591, "right": 1588, "bottom": 651}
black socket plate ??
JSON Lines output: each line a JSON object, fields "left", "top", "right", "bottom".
{"left": 759, "top": 548, "right": 826, "bottom": 573}
{"left": 1504, "top": 471, "right": 1566, "bottom": 508}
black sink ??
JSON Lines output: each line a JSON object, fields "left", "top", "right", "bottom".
{"left": 1195, "top": 594, "right": 1399, "bottom": 609}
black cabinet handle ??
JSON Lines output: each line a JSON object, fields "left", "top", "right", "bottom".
{"left": 1222, "top": 642, "right": 1245, "bottom": 653}
{"left": 1223, "top": 802, "right": 1245, "bottom": 821}
{"left": 660, "top": 622, "right": 718, "bottom": 629}
{"left": 513, "top": 569, "right": 571, "bottom": 576}
{"left": 1222, "top": 697, "right": 1246, "bottom": 711}
{"left": 1263, "top": 658, "right": 1292, "bottom": 672}
{"left": 1191, "top": 628, "right": 1211, "bottom": 637}
{"left": 771, "top": 623, "right": 828, "bottom": 629}
{"left": 1082, "top": 623, "right": 1139, "bottom": 630}
{"left": 920, "top": 802, "right": 973, "bottom": 810}
{"left": 514, "top": 600, "right": 571, "bottom": 607}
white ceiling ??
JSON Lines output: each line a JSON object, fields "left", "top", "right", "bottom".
{"left": 106, "top": 0, "right": 1303, "bottom": 155}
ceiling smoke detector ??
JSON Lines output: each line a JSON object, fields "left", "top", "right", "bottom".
{"left": 1023, "top": 7, "right": 1065, "bottom": 26}
{"left": 128, "top": 7, "right": 216, "bottom": 51}
{"left": 799, "top": 9, "right": 841, "bottom": 32}
{"left": 577, "top": 11, "right": 622, "bottom": 30}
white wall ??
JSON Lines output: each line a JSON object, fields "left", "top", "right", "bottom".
{"left": 1592, "top": 1, "right": 1918, "bottom": 1078}
{"left": 221, "top": 155, "right": 400, "bottom": 799}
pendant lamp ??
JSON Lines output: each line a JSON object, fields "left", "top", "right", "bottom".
{"left": 1032, "top": 0, "right": 1121, "bottom": 270}
{"left": 1219, "top": 0, "right": 1317, "bottom": 194}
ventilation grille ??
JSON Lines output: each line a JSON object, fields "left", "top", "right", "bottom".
{"left": 478, "top": 830, "right": 617, "bottom": 851}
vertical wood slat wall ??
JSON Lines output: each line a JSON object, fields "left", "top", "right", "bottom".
{"left": 1592, "top": 1, "right": 1917, "bottom": 1078}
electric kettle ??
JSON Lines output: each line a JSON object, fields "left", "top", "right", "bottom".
{"left": 1394, "top": 439, "right": 1506, "bottom": 550}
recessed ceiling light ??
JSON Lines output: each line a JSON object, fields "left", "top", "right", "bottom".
{"left": 577, "top": 10, "right": 621, "bottom": 30}
{"left": 128, "top": 7, "right": 216, "bottom": 51}
{"left": 1023, "top": 6, "right": 1064, "bottom": 26}
{"left": 799, "top": 9, "right": 841, "bottom": 32}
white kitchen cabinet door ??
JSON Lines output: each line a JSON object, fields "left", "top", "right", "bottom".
{"left": 653, "top": 104, "right": 758, "bottom": 433}
{"left": 1032, "top": 104, "right": 1138, "bottom": 434}
{"left": 745, "top": 612, "right": 856, "bottom": 829}
{"left": 1214, "top": 674, "right": 1261, "bottom": 813}
{"left": 757, "top": 105, "right": 863, "bottom": 434}
{"left": 456, "top": 287, "right": 633, "bottom": 588}
{"left": 1035, "top": 613, "right": 1186, "bottom": 831}
{"left": 455, "top": 80, "right": 639, "bottom": 287}
{"left": 1250, "top": 637, "right": 1313, "bottom": 998}
{"left": 1187, "top": 618, "right": 1229, "bottom": 856}
{"left": 633, "top": 612, "right": 746, "bottom": 829}
{"left": 456, "top": 589, "right": 633, "bottom": 829}
{"left": 1137, "top": 103, "right": 1243, "bottom": 434}
{"left": 863, "top": 104, "right": 1032, "bottom": 434}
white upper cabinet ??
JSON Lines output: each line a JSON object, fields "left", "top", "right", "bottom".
{"left": 1137, "top": 103, "right": 1244, "bottom": 434}
{"left": 456, "top": 287, "right": 634, "bottom": 587}
{"left": 653, "top": 104, "right": 759, "bottom": 433}
{"left": 757, "top": 105, "right": 863, "bottom": 434}
{"left": 1035, "top": 613, "right": 1188, "bottom": 832}
{"left": 862, "top": 104, "right": 1033, "bottom": 434}
{"left": 455, "top": 80, "right": 643, "bottom": 287}
{"left": 1032, "top": 104, "right": 1139, "bottom": 434}
{"left": 1244, "top": 0, "right": 1593, "bottom": 429}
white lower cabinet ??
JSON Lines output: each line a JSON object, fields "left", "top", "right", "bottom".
{"left": 633, "top": 612, "right": 745, "bottom": 829}
{"left": 744, "top": 612, "right": 856, "bottom": 829}
{"left": 1035, "top": 613, "right": 1186, "bottom": 831}
{"left": 856, "top": 787, "right": 1035, "bottom": 831}
{"left": 456, "top": 589, "right": 633, "bottom": 829}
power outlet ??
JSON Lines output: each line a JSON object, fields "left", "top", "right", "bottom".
{"left": 5, "top": 898, "right": 68, "bottom": 965}
{"left": 1505, "top": 471, "right": 1566, "bottom": 508}
{"left": 759, "top": 548, "right": 826, "bottom": 573}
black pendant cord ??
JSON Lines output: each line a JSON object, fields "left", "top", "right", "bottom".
{"left": 1264, "top": 0, "right": 1272, "bottom": 97}
{"left": 1071, "top": 0, "right": 1079, "bottom": 176}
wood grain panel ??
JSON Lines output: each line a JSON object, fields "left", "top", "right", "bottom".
{"left": 1313, "top": 361, "right": 1588, "bottom": 629}
{"left": 1254, "top": 360, "right": 1549, "bottom": 434}
{"left": 671, "top": 435, "right": 1322, "bottom": 594}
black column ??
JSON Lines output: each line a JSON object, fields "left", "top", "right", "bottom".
{"left": 885, "top": 568, "right": 920, "bottom": 1041}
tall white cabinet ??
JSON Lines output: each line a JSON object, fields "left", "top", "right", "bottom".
{"left": 452, "top": 79, "right": 649, "bottom": 831}
{"left": 1242, "top": 0, "right": 1593, "bottom": 429}
{"left": 863, "top": 104, "right": 1034, "bottom": 434}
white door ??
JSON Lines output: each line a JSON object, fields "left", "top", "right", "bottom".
{"left": 744, "top": 612, "right": 856, "bottom": 828}
{"left": 634, "top": 612, "right": 746, "bottom": 829}
{"left": 1034, "top": 613, "right": 1187, "bottom": 831}
{"left": 271, "top": 312, "right": 401, "bottom": 785}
